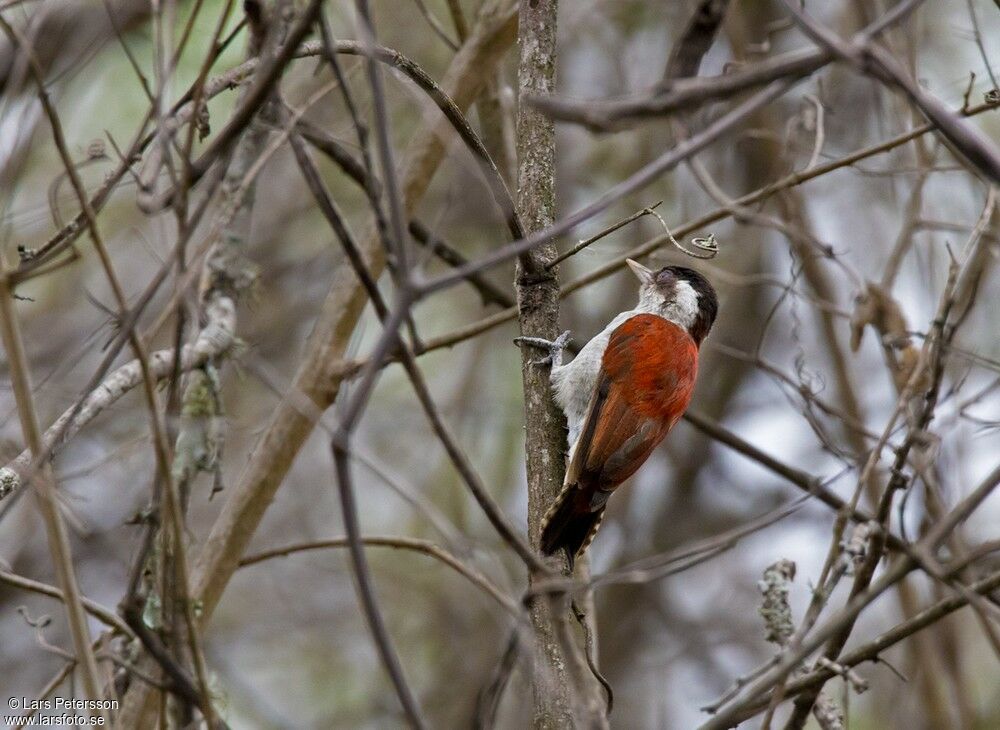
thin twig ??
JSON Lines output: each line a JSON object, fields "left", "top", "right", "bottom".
{"left": 238, "top": 536, "right": 519, "bottom": 615}
{"left": 331, "top": 435, "right": 429, "bottom": 729}
{"left": 546, "top": 202, "right": 663, "bottom": 269}
{"left": 0, "top": 569, "right": 136, "bottom": 638}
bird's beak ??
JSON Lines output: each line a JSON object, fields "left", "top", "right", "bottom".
{"left": 626, "top": 258, "right": 654, "bottom": 285}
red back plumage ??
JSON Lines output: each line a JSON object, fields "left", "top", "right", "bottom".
{"left": 601, "top": 313, "right": 699, "bottom": 424}
{"left": 541, "top": 314, "right": 700, "bottom": 563}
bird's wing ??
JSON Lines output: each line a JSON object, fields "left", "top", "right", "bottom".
{"left": 565, "top": 314, "right": 698, "bottom": 498}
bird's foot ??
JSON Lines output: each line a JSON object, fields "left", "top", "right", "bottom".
{"left": 513, "top": 330, "right": 571, "bottom": 367}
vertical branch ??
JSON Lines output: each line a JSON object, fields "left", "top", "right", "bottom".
{"left": 514, "top": 0, "right": 561, "bottom": 564}
{"left": 354, "top": 0, "right": 411, "bottom": 277}
{"left": 117, "top": 4, "right": 286, "bottom": 726}
{"left": 0, "top": 272, "right": 107, "bottom": 721}
{"left": 512, "top": 1, "right": 581, "bottom": 727}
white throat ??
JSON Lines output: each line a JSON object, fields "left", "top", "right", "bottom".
{"left": 636, "top": 279, "right": 700, "bottom": 332}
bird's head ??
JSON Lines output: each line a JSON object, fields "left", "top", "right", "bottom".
{"left": 626, "top": 259, "right": 718, "bottom": 344}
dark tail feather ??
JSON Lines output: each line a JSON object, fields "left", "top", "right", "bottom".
{"left": 540, "top": 485, "right": 605, "bottom": 569}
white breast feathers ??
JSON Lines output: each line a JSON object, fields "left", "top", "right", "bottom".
{"left": 550, "top": 310, "right": 637, "bottom": 461}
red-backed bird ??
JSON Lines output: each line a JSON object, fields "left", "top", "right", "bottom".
{"left": 519, "top": 259, "right": 718, "bottom": 568}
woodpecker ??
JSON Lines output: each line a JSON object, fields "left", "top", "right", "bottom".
{"left": 517, "top": 259, "right": 718, "bottom": 568}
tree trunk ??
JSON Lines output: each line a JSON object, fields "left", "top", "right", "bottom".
{"left": 513, "top": 1, "right": 578, "bottom": 727}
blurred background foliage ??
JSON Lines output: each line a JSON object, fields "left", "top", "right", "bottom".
{"left": 0, "top": 0, "right": 998, "bottom": 728}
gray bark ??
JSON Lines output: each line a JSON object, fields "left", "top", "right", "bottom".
{"left": 512, "top": 2, "right": 578, "bottom": 728}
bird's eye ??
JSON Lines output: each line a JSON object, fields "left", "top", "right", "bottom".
{"left": 654, "top": 269, "right": 675, "bottom": 286}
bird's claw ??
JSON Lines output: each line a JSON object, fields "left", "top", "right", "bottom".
{"left": 513, "top": 330, "right": 572, "bottom": 368}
